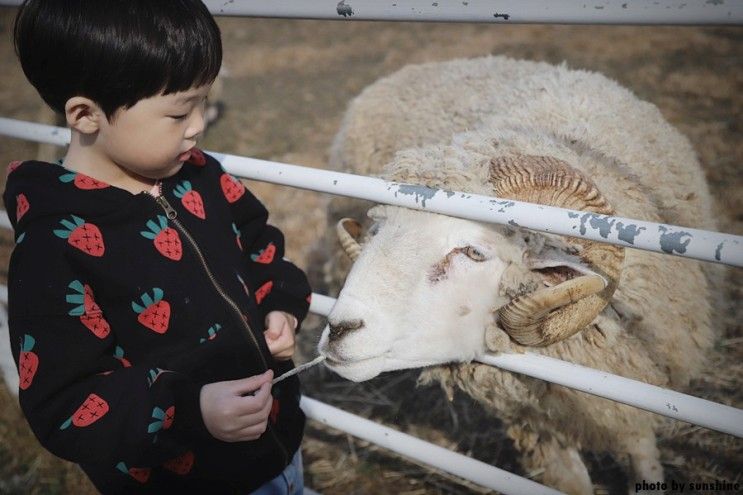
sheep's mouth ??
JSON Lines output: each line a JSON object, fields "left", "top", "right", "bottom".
{"left": 323, "top": 354, "right": 379, "bottom": 368}
{"left": 323, "top": 350, "right": 453, "bottom": 382}
{"left": 321, "top": 354, "right": 386, "bottom": 382}
{"left": 534, "top": 265, "right": 585, "bottom": 287}
{"left": 323, "top": 356, "right": 344, "bottom": 366}
{"left": 319, "top": 338, "right": 388, "bottom": 367}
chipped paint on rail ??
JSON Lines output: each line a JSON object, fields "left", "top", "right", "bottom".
{"left": 394, "top": 184, "right": 439, "bottom": 207}
{"left": 616, "top": 222, "right": 646, "bottom": 245}
{"left": 579, "top": 213, "right": 616, "bottom": 239}
{"left": 658, "top": 226, "right": 693, "bottom": 255}
{"left": 337, "top": 0, "right": 354, "bottom": 17}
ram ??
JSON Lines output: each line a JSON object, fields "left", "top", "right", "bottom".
{"left": 316, "top": 56, "right": 721, "bottom": 494}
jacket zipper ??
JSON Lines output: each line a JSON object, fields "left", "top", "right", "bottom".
{"left": 144, "top": 187, "right": 290, "bottom": 465}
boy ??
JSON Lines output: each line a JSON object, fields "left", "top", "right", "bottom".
{"left": 4, "top": 1, "right": 312, "bottom": 493}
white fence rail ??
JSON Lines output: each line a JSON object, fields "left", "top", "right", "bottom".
{"left": 1, "top": 117, "right": 741, "bottom": 267}
{"left": 0, "top": 0, "right": 741, "bottom": 25}
{"left": 301, "top": 396, "right": 562, "bottom": 494}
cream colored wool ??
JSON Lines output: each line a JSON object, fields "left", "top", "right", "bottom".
{"left": 323, "top": 56, "right": 720, "bottom": 493}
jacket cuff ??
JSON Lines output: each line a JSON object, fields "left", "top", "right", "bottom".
{"left": 171, "top": 378, "right": 213, "bottom": 442}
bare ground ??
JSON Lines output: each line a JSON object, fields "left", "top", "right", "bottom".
{"left": 0, "top": 8, "right": 741, "bottom": 494}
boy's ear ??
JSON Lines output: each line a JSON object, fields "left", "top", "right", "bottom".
{"left": 64, "top": 96, "right": 106, "bottom": 134}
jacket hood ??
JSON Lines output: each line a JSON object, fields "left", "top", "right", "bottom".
{"left": 3, "top": 160, "right": 152, "bottom": 235}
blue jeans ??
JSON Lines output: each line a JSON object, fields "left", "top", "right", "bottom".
{"left": 251, "top": 450, "right": 304, "bottom": 495}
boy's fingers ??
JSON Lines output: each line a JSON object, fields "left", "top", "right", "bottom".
{"left": 267, "top": 337, "right": 292, "bottom": 358}
{"left": 264, "top": 326, "right": 281, "bottom": 341}
{"left": 233, "top": 420, "right": 269, "bottom": 441}
{"left": 236, "top": 381, "right": 272, "bottom": 414}
{"left": 243, "top": 391, "right": 274, "bottom": 419}
{"left": 236, "top": 398, "right": 274, "bottom": 438}
{"left": 266, "top": 339, "right": 279, "bottom": 355}
{"left": 284, "top": 312, "right": 298, "bottom": 329}
{"left": 230, "top": 370, "right": 273, "bottom": 395}
{"left": 264, "top": 311, "right": 281, "bottom": 328}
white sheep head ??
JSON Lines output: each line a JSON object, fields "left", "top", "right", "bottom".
{"left": 318, "top": 154, "right": 624, "bottom": 382}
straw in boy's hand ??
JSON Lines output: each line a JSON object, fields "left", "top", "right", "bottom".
{"left": 272, "top": 355, "right": 326, "bottom": 385}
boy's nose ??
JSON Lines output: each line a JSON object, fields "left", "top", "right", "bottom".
{"left": 185, "top": 110, "right": 206, "bottom": 140}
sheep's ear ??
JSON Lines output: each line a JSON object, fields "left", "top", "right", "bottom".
{"left": 524, "top": 246, "right": 602, "bottom": 288}
{"left": 489, "top": 155, "right": 624, "bottom": 346}
{"left": 495, "top": 238, "right": 611, "bottom": 347}
{"left": 484, "top": 321, "right": 514, "bottom": 353}
{"left": 337, "top": 218, "right": 364, "bottom": 261}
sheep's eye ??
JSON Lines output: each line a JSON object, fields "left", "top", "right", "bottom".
{"left": 463, "top": 246, "right": 487, "bottom": 262}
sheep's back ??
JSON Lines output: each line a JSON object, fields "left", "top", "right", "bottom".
{"left": 333, "top": 56, "right": 715, "bottom": 230}
{"left": 329, "top": 56, "right": 559, "bottom": 175}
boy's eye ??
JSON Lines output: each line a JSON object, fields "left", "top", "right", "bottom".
{"left": 169, "top": 114, "right": 188, "bottom": 120}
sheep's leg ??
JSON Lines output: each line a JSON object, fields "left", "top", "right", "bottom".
{"left": 507, "top": 426, "right": 593, "bottom": 495}
{"left": 622, "top": 433, "right": 664, "bottom": 493}
{"left": 533, "top": 440, "right": 593, "bottom": 495}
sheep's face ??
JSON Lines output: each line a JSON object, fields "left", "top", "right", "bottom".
{"left": 318, "top": 205, "right": 515, "bottom": 382}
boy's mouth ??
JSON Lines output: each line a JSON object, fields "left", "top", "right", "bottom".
{"left": 177, "top": 149, "right": 193, "bottom": 162}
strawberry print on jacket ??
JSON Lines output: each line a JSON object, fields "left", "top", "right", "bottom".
{"left": 255, "top": 280, "right": 273, "bottom": 305}
{"left": 163, "top": 450, "right": 195, "bottom": 475}
{"left": 173, "top": 180, "right": 206, "bottom": 219}
{"left": 60, "top": 393, "right": 110, "bottom": 430}
{"left": 199, "top": 323, "right": 222, "bottom": 343}
{"left": 16, "top": 193, "right": 29, "bottom": 220}
{"left": 232, "top": 222, "right": 243, "bottom": 251}
{"left": 220, "top": 172, "right": 245, "bottom": 203}
{"left": 148, "top": 405, "right": 175, "bottom": 442}
{"left": 2, "top": 152, "right": 311, "bottom": 493}
{"left": 53, "top": 215, "right": 105, "bottom": 256}
{"left": 132, "top": 288, "right": 171, "bottom": 334}
{"left": 66, "top": 280, "right": 111, "bottom": 339}
{"left": 18, "top": 334, "right": 38, "bottom": 390}
{"left": 251, "top": 241, "right": 276, "bottom": 264}
{"left": 113, "top": 346, "right": 131, "bottom": 368}
{"left": 59, "top": 171, "right": 110, "bottom": 190}
{"left": 140, "top": 215, "right": 182, "bottom": 261}
{"left": 116, "top": 462, "right": 151, "bottom": 484}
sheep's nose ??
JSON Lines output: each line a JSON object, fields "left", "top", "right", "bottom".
{"left": 328, "top": 319, "right": 365, "bottom": 341}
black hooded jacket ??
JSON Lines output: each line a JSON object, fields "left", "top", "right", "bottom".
{"left": 2, "top": 150, "right": 311, "bottom": 493}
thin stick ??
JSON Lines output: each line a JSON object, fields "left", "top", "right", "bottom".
{"left": 272, "top": 355, "right": 326, "bottom": 385}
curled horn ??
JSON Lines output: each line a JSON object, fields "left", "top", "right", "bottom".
{"left": 490, "top": 155, "right": 624, "bottom": 346}
{"left": 337, "top": 218, "right": 363, "bottom": 261}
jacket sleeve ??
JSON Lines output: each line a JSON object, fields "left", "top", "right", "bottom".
{"left": 213, "top": 160, "right": 312, "bottom": 328}
{"left": 6, "top": 222, "right": 212, "bottom": 469}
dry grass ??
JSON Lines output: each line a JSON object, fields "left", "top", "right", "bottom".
{"left": 0, "top": 6, "right": 741, "bottom": 494}
{"left": 0, "top": 377, "right": 96, "bottom": 494}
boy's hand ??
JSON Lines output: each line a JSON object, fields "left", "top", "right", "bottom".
{"left": 199, "top": 370, "right": 274, "bottom": 442}
{"left": 264, "top": 311, "right": 297, "bottom": 361}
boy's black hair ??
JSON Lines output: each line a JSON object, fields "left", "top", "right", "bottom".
{"left": 14, "top": 0, "right": 222, "bottom": 119}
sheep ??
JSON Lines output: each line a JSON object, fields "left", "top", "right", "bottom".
{"left": 315, "top": 56, "right": 722, "bottom": 494}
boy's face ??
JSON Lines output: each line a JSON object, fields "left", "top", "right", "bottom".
{"left": 96, "top": 84, "right": 212, "bottom": 181}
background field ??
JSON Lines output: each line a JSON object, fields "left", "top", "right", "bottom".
{"left": 0, "top": 7, "right": 741, "bottom": 494}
